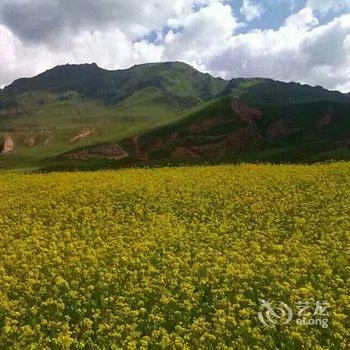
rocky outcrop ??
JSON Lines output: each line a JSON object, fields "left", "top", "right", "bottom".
{"left": 23, "top": 135, "right": 36, "bottom": 147}
{"left": 171, "top": 146, "right": 198, "bottom": 158}
{"left": 225, "top": 125, "right": 264, "bottom": 151}
{"left": 67, "top": 144, "right": 128, "bottom": 160}
{"left": 317, "top": 111, "right": 332, "bottom": 129}
{"left": 187, "top": 118, "right": 231, "bottom": 134}
{"left": 70, "top": 129, "right": 92, "bottom": 143}
{"left": 267, "top": 119, "right": 299, "bottom": 138}
{"left": 129, "top": 136, "right": 149, "bottom": 161}
{"left": 0, "top": 135, "right": 14, "bottom": 153}
{"left": 231, "top": 100, "right": 262, "bottom": 124}
{"left": 169, "top": 125, "right": 263, "bottom": 159}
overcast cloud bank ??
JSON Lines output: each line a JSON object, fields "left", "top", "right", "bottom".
{"left": 0, "top": 0, "right": 349, "bottom": 92}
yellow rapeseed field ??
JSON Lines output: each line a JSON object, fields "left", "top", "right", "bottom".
{"left": 0, "top": 163, "right": 349, "bottom": 349}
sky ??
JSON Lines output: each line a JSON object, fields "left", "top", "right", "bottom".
{"left": 0, "top": 0, "right": 350, "bottom": 92}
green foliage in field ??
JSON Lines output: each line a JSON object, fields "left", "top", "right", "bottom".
{"left": 0, "top": 163, "right": 349, "bottom": 348}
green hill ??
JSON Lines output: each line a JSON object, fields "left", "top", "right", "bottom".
{"left": 122, "top": 97, "right": 350, "bottom": 163}
{"left": 0, "top": 62, "right": 229, "bottom": 170}
{"left": 0, "top": 61, "right": 349, "bottom": 171}
{"left": 41, "top": 97, "right": 350, "bottom": 171}
{"left": 4, "top": 62, "right": 227, "bottom": 107}
{"left": 222, "top": 78, "right": 350, "bottom": 105}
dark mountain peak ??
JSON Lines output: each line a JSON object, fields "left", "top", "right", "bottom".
{"left": 6, "top": 63, "right": 103, "bottom": 88}
{"left": 3, "top": 61, "right": 349, "bottom": 108}
{"left": 129, "top": 61, "right": 195, "bottom": 70}
{"left": 42, "top": 62, "right": 101, "bottom": 74}
{"left": 4, "top": 62, "right": 111, "bottom": 96}
{"left": 2, "top": 61, "right": 228, "bottom": 107}
{"left": 227, "top": 77, "right": 344, "bottom": 93}
{"left": 125, "top": 61, "right": 221, "bottom": 82}
{"left": 124, "top": 61, "right": 206, "bottom": 78}
{"left": 224, "top": 77, "right": 350, "bottom": 105}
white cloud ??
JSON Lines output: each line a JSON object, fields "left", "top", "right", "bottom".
{"left": 164, "top": 1, "right": 239, "bottom": 67}
{"left": 206, "top": 10, "right": 350, "bottom": 92}
{"left": 0, "top": 0, "right": 204, "bottom": 42}
{"left": 240, "top": 0, "right": 265, "bottom": 22}
{"left": 0, "top": 25, "right": 164, "bottom": 86}
{"left": 285, "top": 7, "right": 318, "bottom": 29}
{"left": 0, "top": 0, "right": 219, "bottom": 85}
{"left": 0, "top": 1, "right": 350, "bottom": 93}
{"left": 307, "top": 0, "right": 350, "bottom": 14}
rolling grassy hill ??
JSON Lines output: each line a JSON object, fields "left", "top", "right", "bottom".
{"left": 118, "top": 97, "right": 350, "bottom": 164}
{"left": 4, "top": 62, "right": 227, "bottom": 107}
{"left": 40, "top": 97, "right": 350, "bottom": 172}
{"left": 222, "top": 78, "right": 350, "bottom": 105}
{"left": 0, "top": 62, "right": 349, "bottom": 171}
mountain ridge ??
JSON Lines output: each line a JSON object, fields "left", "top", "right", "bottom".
{"left": 3, "top": 62, "right": 227, "bottom": 106}
{"left": 3, "top": 62, "right": 349, "bottom": 98}
{"left": 222, "top": 77, "right": 350, "bottom": 105}
{"left": 0, "top": 61, "right": 349, "bottom": 171}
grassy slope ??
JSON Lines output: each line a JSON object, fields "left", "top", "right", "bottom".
{"left": 131, "top": 98, "right": 350, "bottom": 164}
{"left": 5, "top": 62, "right": 228, "bottom": 107}
{"left": 224, "top": 78, "right": 350, "bottom": 105}
{"left": 38, "top": 97, "right": 350, "bottom": 172}
{"left": 2, "top": 93, "right": 233, "bottom": 171}
{"left": 37, "top": 97, "right": 237, "bottom": 171}
{"left": 0, "top": 87, "right": 188, "bottom": 170}
{"left": 0, "top": 62, "right": 229, "bottom": 171}
{"left": 1, "top": 62, "right": 349, "bottom": 171}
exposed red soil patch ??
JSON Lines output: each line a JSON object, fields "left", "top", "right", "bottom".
{"left": 22, "top": 135, "right": 36, "bottom": 147}
{"left": 149, "top": 138, "right": 171, "bottom": 152}
{"left": 225, "top": 125, "right": 264, "bottom": 151}
{"left": 67, "top": 144, "right": 128, "bottom": 160}
{"left": 148, "top": 132, "right": 179, "bottom": 152}
{"left": 0, "top": 135, "right": 14, "bottom": 153}
{"left": 231, "top": 100, "right": 262, "bottom": 124}
{"left": 267, "top": 119, "right": 299, "bottom": 138}
{"left": 70, "top": 129, "right": 93, "bottom": 143}
{"left": 130, "top": 136, "right": 149, "bottom": 161}
{"left": 171, "top": 146, "right": 198, "bottom": 158}
{"left": 187, "top": 118, "right": 230, "bottom": 133}
{"left": 170, "top": 126, "right": 263, "bottom": 158}
{"left": 191, "top": 143, "right": 225, "bottom": 158}
{"left": 317, "top": 111, "right": 332, "bottom": 129}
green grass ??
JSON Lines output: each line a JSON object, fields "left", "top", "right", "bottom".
{"left": 0, "top": 89, "right": 184, "bottom": 170}
{"left": 1, "top": 90, "right": 349, "bottom": 172}
{"left": 0, "top": 93, "right": 225, "bottom": 171}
